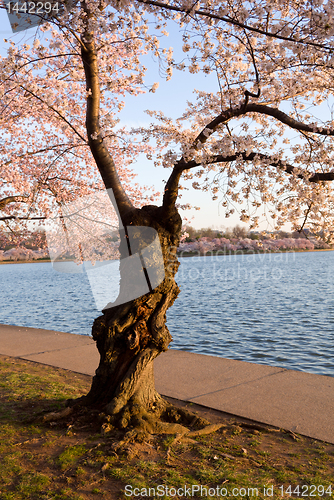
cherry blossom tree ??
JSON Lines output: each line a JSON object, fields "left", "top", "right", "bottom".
{"left": 1, "top": 0, "right": 334, "bottom": 433}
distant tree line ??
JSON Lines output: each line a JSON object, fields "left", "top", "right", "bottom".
{"left": 179, "top": 225, "right": 331, "bottom": 254}
{"left": 0, "top": 230, "right": 49, "bottom": 261}
{"left": 0, "top": 225, "right": 331, "bottom": 262}
{"left": 182, "top": 224, "right": 314, "bottom": 242}
{"left": 0, "top": 230, "right": 47, "bottom": 251}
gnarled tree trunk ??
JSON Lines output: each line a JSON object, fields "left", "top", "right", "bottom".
{"left": 72, "top": 204, "right": 183, "bottom": 432}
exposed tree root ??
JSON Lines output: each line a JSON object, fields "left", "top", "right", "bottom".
{"left": 38, "top": 407, "right": 73, "bottom": 423}
{"left": 98, "top": 399, "right": 225, "bottom": 457}
{"left": 187, "top": 423, "right": 224, "bottom": 437}
{"left": 37, "top": 395, "right": 224, "bottom": 453}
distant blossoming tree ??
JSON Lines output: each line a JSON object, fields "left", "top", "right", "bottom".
{"left": 178, "top": 237, "right": 316, "bottom": 255}
{"left": 1, "top": 0, "right": 334, "bottom": 433}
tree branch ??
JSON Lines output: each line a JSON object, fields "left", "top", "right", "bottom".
{"left": 180, "top": 151, "right": 334, "bottom": 183}
{"left": 19, "top": 85, "right": 87, "bottom": 143}
{"left": 162, "top": 112, "right": 231, "bottom": 211}
{"left": 194, "top": 102, "right": 334, "bottom": 140}
{"left": 298, "top": 203, "right": 313, "bottom": 234}
{"left": 0, "top": 216, "right": 46, "bottom": 222}
{"left": 2, "top": 54, "right": 79, "bottom": 84}
{"left": 0, "top": 195, "right": 29, "bottom": 210}
{"left": 244, "top": 104, "right": 334, "bottom": 136}
{"left": 80, "top": 5, "right": 134, "bottom": 221}
{"left": 162, "top": 162, "right": 187, "bottom": 214}
{"left": 0, "top": 143, "right": 84, "bottom": 169}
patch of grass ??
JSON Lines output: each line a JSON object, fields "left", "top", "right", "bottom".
{"left": 249, "top": 439, "right": 261, "bottom": 447}
{"left": 57, "top": 444, "right": 88, "bottom": 470}
{"left": 53, "top": 488, "right": 86, "bottom": 500}
{"left": 108, "top": 466, "right": 130, "bottom": 481}
{"left": 0, "top": 355, "right": 334, "bottom": 500}
{"left": 16, "top": 472, "right": 50, "bottom": 495}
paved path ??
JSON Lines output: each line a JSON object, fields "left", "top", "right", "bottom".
{"left": 0, "top": 323, "right": 333, "bottom": 444}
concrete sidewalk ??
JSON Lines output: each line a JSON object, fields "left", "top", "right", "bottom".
{"left": 0, "top": 323, "right": 333, "bottom": 444}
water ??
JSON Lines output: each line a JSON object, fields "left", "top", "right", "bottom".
{"left": 0, "top": 262, "right": 99, "bottom": 335}
{"left": 0, "top": 250, "right": 333, "bottom": 376}
{"left": 167, "top": 251, "right": 334, "bottom": 376}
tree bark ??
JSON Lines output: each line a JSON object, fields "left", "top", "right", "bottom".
{"left": 72, "top": 204, "right": 183, "bottom": 431}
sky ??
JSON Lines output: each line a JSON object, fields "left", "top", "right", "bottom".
{"left": 0, "top": 5, "right": 295, "bottom": 232}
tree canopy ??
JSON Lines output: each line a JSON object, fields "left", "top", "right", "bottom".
{"left": 1, "top": 0, "right": 334, "bottom": 240}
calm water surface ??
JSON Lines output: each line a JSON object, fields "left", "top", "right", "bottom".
{"left": 0, "top": 250, "right": 333, "bottom": 376}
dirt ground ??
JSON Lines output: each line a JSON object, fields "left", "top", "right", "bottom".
{"left": 0, "top": 355, "right": 333, "bottom": 500}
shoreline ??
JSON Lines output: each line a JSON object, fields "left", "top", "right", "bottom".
{"left": 177, "top": 247, "right": 334, "bottom": 258}
{"left": 0, "top": 258, "right": 51, "bottom": 265}
{"left": 0, "top": 247, "right": 333, "bottom": 265}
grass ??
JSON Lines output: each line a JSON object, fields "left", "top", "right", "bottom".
{"left": 0, "top": 354, "right": 333, "bottom": 499}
